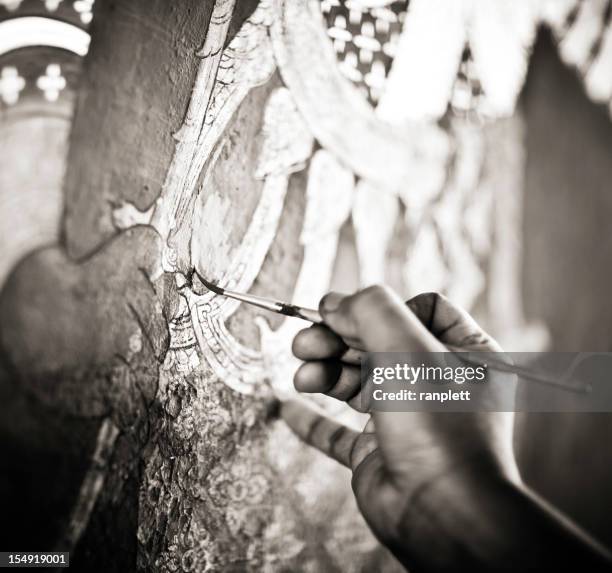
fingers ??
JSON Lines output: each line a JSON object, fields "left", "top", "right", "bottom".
{"left": 292, "top": 324, "right": 347, "bottom": 359}
{"left": 293, "top": 325, "right": 363, "bottom": 365}
{"left": 292, "top": 324, "right": 366, "bottom": 411}
{"left": 294, "top": 361, "right": 344, "bottom": 393}
{"left": 280, "top": 398, "right": 361, "bottom": 468}
{"left": 294, "top": 361, "right": 367, "bottom": 410}
{"left": 292, "top": 287, "right": 500, "bottom": 415}
{"left": 405, "top": 292, "right": 437, "bottom": 330}
{"left": 319, "top": 286, "right": 445, "bottom": 353}
{"left": 406, "top": 292, "right": 500, "bottom": 351}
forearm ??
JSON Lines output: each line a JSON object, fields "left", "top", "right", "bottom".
{"left": 390, "top": 460, "right": 612, "bottom": 572}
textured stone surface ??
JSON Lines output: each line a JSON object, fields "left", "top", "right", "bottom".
{"left": 0, "top": 1, "right": 394, "bottom": 570}
{"left": 62, "top": 0, "right": 218, "bottom": 259}
{"left": 6, "top": 2, "right": 609, "bottom": 572}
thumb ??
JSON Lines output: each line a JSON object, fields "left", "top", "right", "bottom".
{"left": 319, "top": 285, "right": 445, "bottom": 353}
{"left": 406, "top": 292, "right": 501, "bottom": 351}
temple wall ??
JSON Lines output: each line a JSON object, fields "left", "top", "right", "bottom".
{"left": 1, "top": 1, "right": 611, "bottom": 571}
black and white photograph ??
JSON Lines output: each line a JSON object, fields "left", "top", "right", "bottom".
{"left": 1, "top": 0, "right": 612, "bottom": 571}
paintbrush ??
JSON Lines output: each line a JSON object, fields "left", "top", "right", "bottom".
{"left": 187, "top": 270, "right": 588, "bottom": 395}
{"left": 189, "top": 269, "right": 323, "bottom": 324}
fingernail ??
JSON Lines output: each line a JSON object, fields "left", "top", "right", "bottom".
{"left": 320, "top": 292, "right": 343, "bottom": 314}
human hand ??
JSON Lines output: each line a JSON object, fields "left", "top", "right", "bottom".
{"left": 281, "top": 286, "right": 521, "bottom": 567}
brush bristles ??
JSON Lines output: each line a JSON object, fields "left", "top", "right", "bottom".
{"left": 193, "top": 270, "right": 225, "bottom": 295}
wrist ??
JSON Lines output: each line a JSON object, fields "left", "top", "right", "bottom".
{"left": 388, "top": 456, "right": 523, "bottom": 571}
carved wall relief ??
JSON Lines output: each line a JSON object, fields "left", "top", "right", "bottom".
{"left": 129, "top": 3, "right": 548, "bottom": 567}
{"left": 4, "top": 0, "right": 612, "bottom": 570}
{"left": 113, "top": 0, "right": 545, "bottom": 407}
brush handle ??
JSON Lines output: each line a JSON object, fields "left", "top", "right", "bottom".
{"left": 293, "top": 306, "right": 324, "bottom": 324}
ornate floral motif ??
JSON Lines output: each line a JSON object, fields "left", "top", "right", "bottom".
{"left": 163, "top": 297, "right": 201, "bottom": 376}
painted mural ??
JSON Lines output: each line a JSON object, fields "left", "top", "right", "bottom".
{"left": 1, "top": 0, "right": 612, "bottom": 570}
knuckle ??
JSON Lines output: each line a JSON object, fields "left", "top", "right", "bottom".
{"left": 349, "top": 284, "right": 394, "bottom": 312}
{"left": 362, "top": 284, "right": 393, "bottom": 298}
{"left": 305, "top": 415, "right": 327, "bottom": 446}
{"left": 329, "top": 425, "right": 349, "bottom": 455}
{"left": 348, "top": 433, "right": 362, "bottom": 466}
